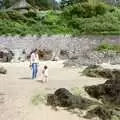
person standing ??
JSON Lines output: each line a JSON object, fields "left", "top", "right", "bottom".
{"left": 30, "top": 48, "right": 39, "bottom": 79}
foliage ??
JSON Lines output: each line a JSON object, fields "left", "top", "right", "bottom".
{"left": 0, "top": 10, "right": 71, "bottom": 36}
{"left": 96, "top": 43, "right": 120, "bottom": 52}
{"left": 6, "top": 11, "right": 28, "bottom": 22}
{"left": 62, "top": 2, "right": 113, "bottom": 19}
{"left": 1, "top": 2, "right": 120, "bottom": 36}
{"left": 32, "top": 93, "right": 46, "bottom": 105}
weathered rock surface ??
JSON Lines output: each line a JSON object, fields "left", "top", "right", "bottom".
{"left": 0, "top": 47, "right": 14, "bottom": 62}
{"left": 1, "top": 35, "right": 120, "bottom": 65}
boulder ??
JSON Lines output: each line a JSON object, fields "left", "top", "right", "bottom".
{"left": 0, "top": 47, "right": 14, "bottom": 62}
{"left": 85, "top": 78, "right": 120, "bottom": 105}
{"left": 47, "top": 88, "right": 98, "bottom": 109}
{"left": 54, "top": 88, "right": 75, "bottom": 107}
{"left": 0, "top": 67, "right": 7, "bottom": 74}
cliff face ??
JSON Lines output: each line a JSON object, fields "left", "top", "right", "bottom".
{"left": 0, "top": 35, "right": 120, "bottom": 64}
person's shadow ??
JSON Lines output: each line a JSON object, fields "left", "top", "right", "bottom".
{"left": 19, "top": 77, "right": 32, "bottom": 80}
{"left": 19, "top": 77, "right": 43, "bottom": 83}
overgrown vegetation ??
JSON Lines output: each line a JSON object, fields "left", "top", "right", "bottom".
{"left": 1, "top": 1, "right": 120, "bottom": 35}
{"left": 32, "top": 92, "right": 46, "bottom": 105}
{"left": 96, "top": 43, "right": 120, "bottom": 52}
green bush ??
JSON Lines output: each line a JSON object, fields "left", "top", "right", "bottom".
{"left": 24, "top": 11, "right": 37, "bottom": 19}
{"left": 63, "top": 2, "right": 113, "bottom": 19}
{"left": 69, "top": 10, "right": 120, "bottom": 35}
{"left": 0, "top": 12, "right": 9, "bottom": 19}
{"left": 41, "top": 11, "right": 61, "bottom": 25}
{"left": 7, "top": 11, "right": 28, "bottom": 22}
{"left": 0, "top": 5, "right": 120, "bottom": 36}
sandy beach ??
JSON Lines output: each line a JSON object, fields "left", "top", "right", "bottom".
{"left": 0, "top": 61, "right": 106, "bottom": 120}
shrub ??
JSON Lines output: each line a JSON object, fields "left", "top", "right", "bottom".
{"left": 7, "top": 11, "right": 27, "bottom": 22}
{"left": 96, "top": 43, "right": 120, "bottom": 52}
{"left": 0, "top": 12, "right": 9, "bottom": 19}
{"left": 24, "top": 11, "right": 37, "bottom": 19}
{"left": 63, "top": 2, "right": 114, "bottom": 19}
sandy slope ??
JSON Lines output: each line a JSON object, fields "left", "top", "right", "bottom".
{"left": 0, "top": 61, "right": 106, "bottom": 120}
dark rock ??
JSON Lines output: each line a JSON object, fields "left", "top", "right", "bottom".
{"left": 47, "top": 94, "right": 57, "bottom": 106}
{"left": 54, "top": 88, "right": 75, "bottom": 107}
{"left": 59, "top": 50, "right": 69, "bottom": 59}
{"left": 83, "top": 65, "right": 120, "bottom": 80}
{"left": 85, "top": 79, "right": 120, "bottom": 105}
{"left": 0, "top": 67, "right": 7, "bottom": 74}
{"left": 47, "top": 88, "right": 98, "bottom": 109}
{"left": 85, "top": 84, "right": 105, "bottom": 99}
{"left": 38, "top": 49, "right": 52, "bottom": 60}
{"left": 85, "top": 106, "right": 112, "bottom": 120}
{"left": 0, "top": 47, "right": 14, "bottom": 62}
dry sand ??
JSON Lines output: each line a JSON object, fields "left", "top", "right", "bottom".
{"left": 0, "top": 61, "right": 107, "bottom": 120}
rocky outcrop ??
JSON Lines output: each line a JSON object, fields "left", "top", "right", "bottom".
{"left": 64, "top": 51, "right": 120, "bottom": 67}
{"left": 0, "top": 35, "right": 120, "bottom": 65}
{"left": 0, "top": 47, "right": 14, "bottom": 62}
{"left": 85, "top": 78, "right": 120, "bottom": 105}
{"left": 47, "top": 88, "right": 98, "bottom": 109}
{"left": 47, "top": 88, "right": 120, "bottom": 120}
{"left": 82, "top": 65, "right": 120, "bottom": 79}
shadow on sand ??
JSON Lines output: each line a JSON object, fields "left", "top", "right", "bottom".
{"left": 19, "top": 77, "right": 32, "bottom": 80}
{"left": 19, "top": 77, "right": 44, "bottom": 83}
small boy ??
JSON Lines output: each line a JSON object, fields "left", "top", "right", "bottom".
{"left": 41, "top": 65, "right": 48, "bottom": 83}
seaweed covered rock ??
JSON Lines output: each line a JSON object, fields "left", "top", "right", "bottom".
{"left": 85, "top": 79, "right": 120, "bottom": 105}
{"left": 85, "top": 84, "right": 105, "bottom": 99}
{"left": 0, "top": 67, "right": 7, "bottom": 74}
{"left": 47, "top": 88, "right": 75, "bottom": 107}
{"left": 54, "top": 88, "right": 74, "bottom": 107}
{"left": 83, "top": 65, "right": 120, "bottom": 79}
{"left": 47, "top": 88, "right": 98, "bottom": 109}
{"left": 85, "top": 106, "right": 112, "bottom": 120}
